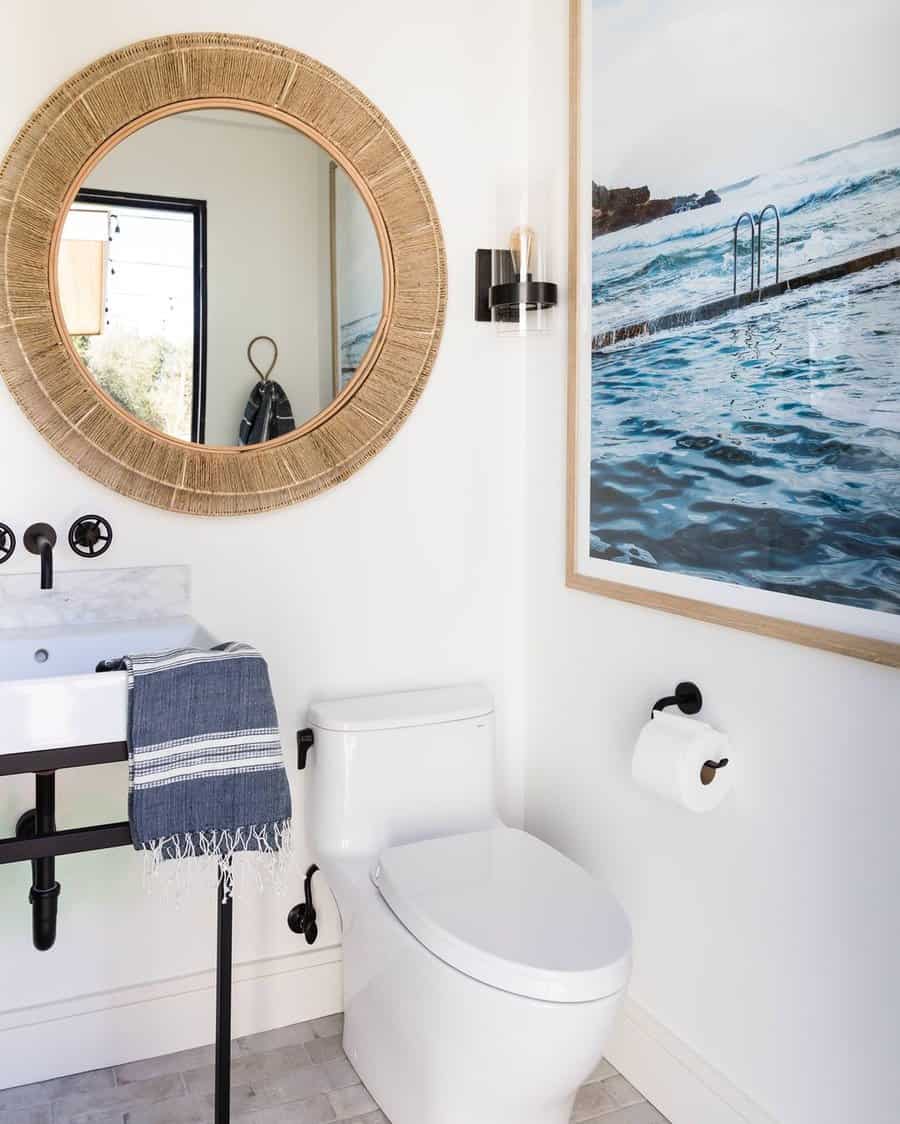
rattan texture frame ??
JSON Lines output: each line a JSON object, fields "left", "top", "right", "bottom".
{"left": 0, "top": 34, "right": 446, "bottom": 515}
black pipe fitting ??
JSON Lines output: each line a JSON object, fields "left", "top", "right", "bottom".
{"left": 16, "top": 771, "right": 60, "bottom": 950}
{"left": 29, "top": 882, "right": 61, "bottom": 951}
{"left": 288, "top": 864, "right": 320, "bottom": 944}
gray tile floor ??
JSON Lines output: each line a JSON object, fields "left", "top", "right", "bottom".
{"left": 0, "top": 1013, "right": 670, "bottom": 1124}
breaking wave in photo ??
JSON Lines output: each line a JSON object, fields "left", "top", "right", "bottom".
{"left": 593, "top": 129, "right": 900, "bottom": 331}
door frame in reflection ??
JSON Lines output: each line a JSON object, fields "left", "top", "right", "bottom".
{"left": 74, "top": 188, "right": 209, "bottom": 443}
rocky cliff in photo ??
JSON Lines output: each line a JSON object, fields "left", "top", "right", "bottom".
{"left": 592, "top": 183, "right": 721, "bottom": 237}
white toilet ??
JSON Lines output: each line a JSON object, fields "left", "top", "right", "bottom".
{"left": 306, "top": 685, "right": 632, "bottom": 1124}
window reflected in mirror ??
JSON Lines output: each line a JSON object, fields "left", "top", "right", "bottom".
{"left": 55, "top": 107, "right": 385, "bottom": 447}
{"left": 61, "top": 191, "right": 203, "bottom": 442}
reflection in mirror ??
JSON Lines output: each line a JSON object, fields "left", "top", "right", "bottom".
{"left": 331, "top": 164, "right": 384, "bottom": 395}
{"left": 56, "top": 108, "right": 384, "bottom": 446}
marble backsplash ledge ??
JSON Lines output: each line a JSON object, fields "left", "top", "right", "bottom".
{"left": 0, "top": 565, "right": 190, "bottom": 629}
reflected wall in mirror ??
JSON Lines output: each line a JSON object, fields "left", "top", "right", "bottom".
{"left": 56, "top": 107, "right": 385, "bottom": 447}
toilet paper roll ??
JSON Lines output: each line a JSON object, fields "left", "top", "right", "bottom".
{"left": 631, "top": 711, "right": 734, "bottom": 813}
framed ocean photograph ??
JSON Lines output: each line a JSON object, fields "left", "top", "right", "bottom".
{"left": 568, "top": 0, "right": 900, "bottom": 665}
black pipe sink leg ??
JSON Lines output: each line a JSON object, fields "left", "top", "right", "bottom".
{"left": 16, "top": 772, "right": 61, "bottom": 950}
{"left": 215, "top": 866, "right": 233, "bottom": 1124}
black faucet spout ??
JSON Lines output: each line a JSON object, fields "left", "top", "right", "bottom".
{"left": 38, "top": 540, "right": 53, "bottom": 590}
{"left": 24, "top": 522, "right": 58, "bottom": 590}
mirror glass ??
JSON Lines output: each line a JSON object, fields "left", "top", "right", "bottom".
{"left": 55, "top": 107, "right": 384, "bottom": 445}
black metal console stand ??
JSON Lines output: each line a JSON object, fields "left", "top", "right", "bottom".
{"left": 215, "top": 866, "right": 233, "bottom": 1124}
{"left": 0, "top": 742, "right": 235, "bottom": 1123}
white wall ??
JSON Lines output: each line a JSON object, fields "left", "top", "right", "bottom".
{"left": 0, "top": 0, "right": 528, "bottom": 1087}
{"left": 84, "top": 110, "right": 336, "bottom": 444}
{"left": 523, "top": 5, "right": 900, "bottom": 1124}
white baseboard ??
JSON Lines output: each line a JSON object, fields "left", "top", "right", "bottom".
{"left": 0, "top": 946, "right": 343, "bottom": 1089}
{"left": 605, "top": 998, "right": 779, "bottom": 1124}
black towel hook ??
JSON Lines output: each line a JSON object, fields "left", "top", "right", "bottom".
{"left": 247, "top": 335, "right": 279, "bottom": 383}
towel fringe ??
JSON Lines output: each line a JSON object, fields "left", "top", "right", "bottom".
{"left": 140, "top": 818, "right": 294, "bottom": 902}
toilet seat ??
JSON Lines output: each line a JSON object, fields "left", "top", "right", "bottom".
{"left": 372, "top": 826, "right": 631, "bottom": 1003}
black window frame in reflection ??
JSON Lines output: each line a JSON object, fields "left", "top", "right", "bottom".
{"left": 74, "top": 188, "right": 209, "bottom": 444}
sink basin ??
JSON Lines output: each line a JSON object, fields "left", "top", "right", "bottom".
{"left": 0, "top": 616, "right": 214, "bottom": 756}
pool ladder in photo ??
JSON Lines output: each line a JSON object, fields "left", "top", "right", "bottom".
{"left": 732, "top": 204, "right": 781, "bottom": 294}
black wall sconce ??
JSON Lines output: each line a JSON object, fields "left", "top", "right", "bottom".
{"left": 475, "top": 226, "right": 557, "bottom": 333}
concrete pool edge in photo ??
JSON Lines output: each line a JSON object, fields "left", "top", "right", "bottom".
{"left": 592, "top": 236, "right": 900, "bottom": 353}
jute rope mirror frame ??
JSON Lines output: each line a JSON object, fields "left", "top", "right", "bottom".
{"left": 0, "top": 35, "right": 446, "bottom": 515}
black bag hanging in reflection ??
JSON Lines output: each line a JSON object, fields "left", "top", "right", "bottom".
{"left": 239, "top": 379, "right": 295, "bottom": 445}
{"left": 238, "top": 335, "right": 295, "bottom": 445}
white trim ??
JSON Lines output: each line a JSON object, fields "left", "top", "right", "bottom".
{"left": 0, "top": 947, "right": 343, "bottom": 1089}
{"left": 606, "top": 997, "right": 780, "bottom": 1124}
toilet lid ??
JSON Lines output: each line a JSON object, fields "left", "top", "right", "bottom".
{"left": 372, "top": 827, "right": 631, "bottom": 1003}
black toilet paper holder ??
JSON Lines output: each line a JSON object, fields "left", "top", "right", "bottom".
{"left": 651, "top": 680, "right": 703, "bottom": 718}
{"left": 650, "top": 682, "right": 728, "bottom": 781}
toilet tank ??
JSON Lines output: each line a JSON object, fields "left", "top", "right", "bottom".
{"left": 306, "top": 685, "right": 498, "bottom": 859}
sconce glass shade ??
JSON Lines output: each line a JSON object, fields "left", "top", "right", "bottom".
{"left": 489, "top": 225, "right": 556, "bottom": 335}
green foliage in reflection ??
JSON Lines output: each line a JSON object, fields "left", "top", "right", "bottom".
{"left": 72, "top": 330, "right": 192, "bottom": 441}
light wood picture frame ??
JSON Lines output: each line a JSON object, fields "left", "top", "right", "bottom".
{"left": 567, "top": 0, "right": 900, "bottom": 667}
{"left": 0, "top": 34, "right": 446, "bottom": 516}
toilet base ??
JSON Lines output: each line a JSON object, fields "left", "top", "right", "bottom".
{"left": 337, "top": 865, "right": 626, "bottom": 1124}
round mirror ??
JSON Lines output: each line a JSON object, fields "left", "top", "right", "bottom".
{"left": 2, "top": 35, "right": 445, "bottom": 515}
{"left": 54, "top": 106, "right": 386, "bottom": 446}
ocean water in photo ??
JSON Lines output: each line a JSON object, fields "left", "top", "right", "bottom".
{"left": 590, "top": 130, "right": 900, "bottom": 612}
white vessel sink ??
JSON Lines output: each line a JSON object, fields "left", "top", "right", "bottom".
{"left": 0, "top": 616, "right": 213, "bottom": 756}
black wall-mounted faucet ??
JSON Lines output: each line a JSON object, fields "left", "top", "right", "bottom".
{"left": 69, "top": 514, "right": 113, "bottom": 558}
{"left": 0, "top": 523, "right": 15, "bottom": 565}
{"left": 24, "top": 522, "right": 57, "bottom": 590}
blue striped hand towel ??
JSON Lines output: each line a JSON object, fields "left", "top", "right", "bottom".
{"left": 107, "top": 642, "right": 292, "bottom": 889}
